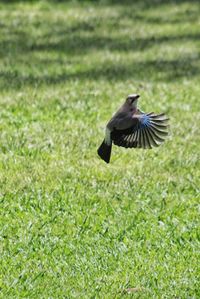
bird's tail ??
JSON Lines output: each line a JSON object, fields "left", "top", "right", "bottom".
{"left": 97, "top": 140, "right": 112, "bottom": 163}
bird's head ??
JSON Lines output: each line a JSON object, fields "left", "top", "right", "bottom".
{"left": 126, "top": 94, "right": 140, "bottom": 107}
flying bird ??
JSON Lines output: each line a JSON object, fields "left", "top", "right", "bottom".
{"left": 97, "top": 94, "right": 169, "bottom": 163}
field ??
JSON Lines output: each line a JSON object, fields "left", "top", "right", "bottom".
{"left": 0, "top": 0, "right": 199, "bottom": 298}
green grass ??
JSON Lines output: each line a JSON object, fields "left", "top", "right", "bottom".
{"left": 0, "top": 0, "right": 200, "bottom": 298}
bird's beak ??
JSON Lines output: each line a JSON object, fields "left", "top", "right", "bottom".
{"left": 130, "top": 94, "right": 140, "bottom": 103}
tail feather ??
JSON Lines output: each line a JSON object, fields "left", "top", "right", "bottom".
{"left": 97, "top": 140, "right": 112, "bottom": 163}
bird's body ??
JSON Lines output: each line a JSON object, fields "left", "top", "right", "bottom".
{"left": 98, "top": 94, "right": 169, "bottom": 163}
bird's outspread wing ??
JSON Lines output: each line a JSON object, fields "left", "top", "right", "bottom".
{"left": 111, "top": 112, "right": 169, "bottom": 149}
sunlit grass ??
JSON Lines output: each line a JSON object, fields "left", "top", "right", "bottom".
{"left": 0, "top": 1, "right": 199, "bottom": 298}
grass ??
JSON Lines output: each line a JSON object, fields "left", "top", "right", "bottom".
{"left": 0, "top": 0, "right": 200, "bottom": 298}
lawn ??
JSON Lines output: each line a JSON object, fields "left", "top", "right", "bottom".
{"left": 0, "top": 0, "right": 200, "bottom": 298}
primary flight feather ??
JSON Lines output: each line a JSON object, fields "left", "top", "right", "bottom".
{"left": 97, "top": 94, "right": 169, "bottom": 163}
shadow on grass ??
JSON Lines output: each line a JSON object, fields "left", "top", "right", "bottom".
{"left": 1, "top": 0, "right": 199, "bottom": 5}
{"left": 1, "top": 17, "right": 200, "bottom": 56}
{"left": 0, "top": 55, "right": 199, "bottom": 89}
{"left": 29, "top": 32, "right": 200, "bottom": 54}
{"left": 0, "top": 0, "right": 200, "bottom": 89}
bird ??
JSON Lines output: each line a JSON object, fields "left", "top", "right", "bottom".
{"left": 97, "top": 94, "right": 169, "bottom": 163}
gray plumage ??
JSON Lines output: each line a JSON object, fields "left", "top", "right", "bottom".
{"left": 98, "top": 94, "right": 169, "bottom": 163}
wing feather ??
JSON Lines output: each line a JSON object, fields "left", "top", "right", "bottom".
{"left": 111, "top": 112, "right": 169, "bottom": 149}
{"left": 143, "top": 128, "right": 152, "bottom": 149}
